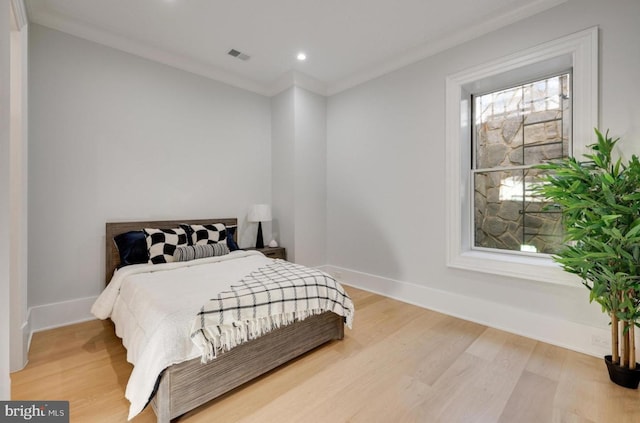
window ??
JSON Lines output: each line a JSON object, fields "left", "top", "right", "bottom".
{"left": 445, "top": 27, "right": 598, "bottom": 285}
{"left": 472, "top": 73, "right": 571, "bottom": 255}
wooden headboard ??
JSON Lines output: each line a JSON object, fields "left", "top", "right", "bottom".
{"left": 105, "top": 218, "right": 238, "bottom": 285}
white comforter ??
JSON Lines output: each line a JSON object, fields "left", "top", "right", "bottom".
{"left": 91, "top": 250, "right": 274, "bottom": 420}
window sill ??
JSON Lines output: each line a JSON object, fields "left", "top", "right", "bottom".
{"left": 447, "top": 249, "right": 581, "bottom": 287}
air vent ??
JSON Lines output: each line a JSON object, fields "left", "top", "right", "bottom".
{"left": 227, "top": 49, "right": 250, "bottom": 61}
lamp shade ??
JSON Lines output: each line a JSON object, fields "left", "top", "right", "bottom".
{"left": 248, "top": 204, "right": 272, "bottom": 222}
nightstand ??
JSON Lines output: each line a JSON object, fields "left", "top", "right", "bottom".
{"left": 246, "top": 246, "right": 286, "bottom": 260}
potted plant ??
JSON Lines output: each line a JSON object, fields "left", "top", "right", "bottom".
{"left": 534, "top": 129, "right": 640, "bottom": 388}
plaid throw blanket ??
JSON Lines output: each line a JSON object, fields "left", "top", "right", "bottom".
{"left": 190, "top": 260, "right": 354, "bottom": 363}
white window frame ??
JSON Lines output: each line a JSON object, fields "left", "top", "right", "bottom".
{"left": 445, "top": 27, "right": 598, "bottom": 285}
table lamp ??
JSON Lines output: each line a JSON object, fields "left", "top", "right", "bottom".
{"left": 248, "top": 204, "right": 272, "bottom": 249}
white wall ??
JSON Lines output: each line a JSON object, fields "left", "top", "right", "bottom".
{"left": 28, "top": 25, "right": 272, "bottom": 311}
{"left": 326, "top": 0, "right": 640, "bottom": 353}
{"left": 271, "top": 88, "right": 296, "bottom": 257}
{"left": 0, "top": 0, "right": 12, "bottom": 400}
{"left": 271, "top": 86, "right": 327, "bottom": 266}
{"left": 9, "top": 1, "right": 28, "bottom": 372}
{"left": 294, "top": 88, "right": 327, "bottom": 267}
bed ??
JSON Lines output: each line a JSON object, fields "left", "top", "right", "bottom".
{"left": 95, "top": 218, "right": 352, "bottom": 422}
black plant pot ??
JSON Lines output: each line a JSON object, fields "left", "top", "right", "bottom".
{"left": 604, "top": 355, "right": 640, "bottom": 389}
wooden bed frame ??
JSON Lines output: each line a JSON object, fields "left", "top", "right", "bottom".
{"left": 105, "top": 218, "right": 345, "bottom": 423}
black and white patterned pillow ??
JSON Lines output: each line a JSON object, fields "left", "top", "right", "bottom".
{"left": 173, "top": 243, "right": 230, "bottom": 262}
{"left": 143, "top": 227, "right": 188, "bottom": 264}
{"left": 187, "top": 223, "right": 227, "bottom": 245}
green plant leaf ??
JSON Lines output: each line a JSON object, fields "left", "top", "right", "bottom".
{"left": 535, "top": 128, "right": 640, "bottom": 354}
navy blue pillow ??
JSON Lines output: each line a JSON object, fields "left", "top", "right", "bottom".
{"left": 114, "top": 231, "right": 149, "bottom": 267}
{"left": 226, "top": 225, "right": 240, "bottom": 251}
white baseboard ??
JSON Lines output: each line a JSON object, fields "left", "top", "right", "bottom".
{"left": 28, "top": 296, "right": 98, "bottom": 335}
{"left": 320, "top": 265, "right": 612, "bottom": 358}
{"left": 8, "top": 320, "right": 30, "bottom": 372}
{"left": 16, "top": 320, "right": 29, "bottom": 371}
{"left": 23, "top": 267, "right": 616, "bottom": 359}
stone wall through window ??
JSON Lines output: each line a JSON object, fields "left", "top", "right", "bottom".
{"left": 472, "top": 73, "right": 571, "bottom": 254}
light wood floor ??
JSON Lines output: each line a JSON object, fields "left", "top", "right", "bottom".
{"left": 11, "top": 286, "right": 640, "bottom": 422}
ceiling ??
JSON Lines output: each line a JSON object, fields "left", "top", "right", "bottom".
{"left": 24, "top": 0, "right": 566, "bottom": 96}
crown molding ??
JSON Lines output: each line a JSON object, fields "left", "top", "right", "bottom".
{"left": 26, "top": 9, "right": 273, "bottom": 96}
{"left": 10, "top": 0, "right": 28, "bottom": 30}
{"left": 270, "top": 70, "right": 327, "bottom": 97}
{"left": 326, "top": 0, "right": 568, "bottom": 95}
{"left": 25, "top": 0, "right": 567, "bottom": 98}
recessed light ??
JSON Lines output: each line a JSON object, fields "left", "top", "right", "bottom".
{"left": 297, "top": 52, "right": 307, "bottom": 61}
